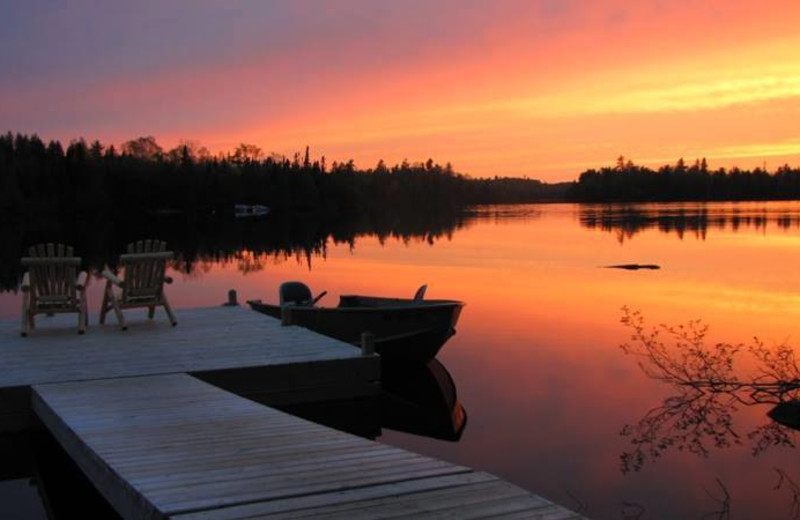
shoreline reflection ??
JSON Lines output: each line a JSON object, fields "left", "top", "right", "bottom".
{"left": 0, "top": 208, "right": 470, "bottom": 292}
{"left": 7, "top": 202, "right": 800, "bottom": 293}
{"left": 580, "top": 202, "right": 800, "bottom": 243}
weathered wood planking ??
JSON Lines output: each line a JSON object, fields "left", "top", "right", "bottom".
{"left": 0, "top": 306, "right": 379, "bottom": 429}
{"left": 33, "top": 374, "right": 584, "bottom": 520}
{"left": 0, "top": 306, "right": 374, "bottom": 388}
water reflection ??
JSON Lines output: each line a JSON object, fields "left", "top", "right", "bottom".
{"left": 619, "top": 308, "right": 799, "bottom": 474}
{"left": 0, "top": 208, "right": 470, "bottom": 292}
{"left": 280, "top": 358, "right": 468, "bottom": 443}
{"left": 7, "top": 202, "right": 800, "bottom": 293}
{"left": 8, "top": 202, "right": 800, "bottom": 518}
{"left": 580, "top": 203, "right": 800, "bottom": 243}
{"left": 0, "top": 432, "right": 120, "bottom": 520}
{"left": 467, "top": 204, "right": 544, "bottom": 223}
{"left": 381, "top": 359, "right": 467, "bottom": 441}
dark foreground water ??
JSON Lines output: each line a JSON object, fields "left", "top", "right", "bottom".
{"left": 3, "top": 201, "right": 800, "bottom": 519}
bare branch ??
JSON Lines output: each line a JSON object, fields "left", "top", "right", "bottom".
{"left": 702, "top": 478, "right": 730, "bottom": 520}
{"left": 619, "top": 308, "right": 798, "bottom": 471}
{"left": 774, "top": 468, "right": 800, "bottom": 520}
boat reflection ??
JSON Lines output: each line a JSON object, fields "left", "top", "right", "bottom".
{"left": 381, "top": 359, "right": 468, "bottom": 441}
{"left": 277, "top": 358, "right": 468, "bottom": 443}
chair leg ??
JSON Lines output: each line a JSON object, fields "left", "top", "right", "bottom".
{"left": 162, "top": 297, "right": 177, "bottom": 326}
{"left": 78, "top": 293, "right": 87, "bottom": 334}
{"left": 99, "top": 284, "right": 109, "bottom": 325}
{"left": 148, "top": 306, "right": 155, "bottom": 319}
{"left": 106, "top": 287, "right": 127, "bottom": 331}
{"left": 20, "top": 294, "right": 29, "bottom": 337}
{"left": 114, "top": 306, "right": 127, "bottom": 331}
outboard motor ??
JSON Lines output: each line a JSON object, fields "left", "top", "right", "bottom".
{"left": 279, "top": 281, "right": 327, "bottom": 306}
{"left": 279, "top": 281, "right": 313, "bottom": 306}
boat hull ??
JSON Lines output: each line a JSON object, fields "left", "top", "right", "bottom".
{"left": 247, "top": 296, "right": 463, "bottom": 363}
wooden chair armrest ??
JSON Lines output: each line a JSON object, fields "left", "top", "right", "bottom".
{"left": 21, "top": 272, "right": 30, "bottom": 292}
{"left": 164, "top": 275, "right": 174, "bottom": 284}
{"left": 102, "top": 270, "right": 124, "bottom": 287}
{"left": 76, "top": 271, "right": 88, "bottom": 290}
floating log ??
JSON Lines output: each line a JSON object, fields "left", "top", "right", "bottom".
{"left": 604, "top": 264, "right": 661, "bottom": 270}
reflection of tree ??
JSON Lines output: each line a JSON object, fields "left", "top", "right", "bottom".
{"left": 580, "top": 205, "right": 800, "bottom": 243}
{"left": 620, "top": 502, "right": 645, "bottom": 520}
{"left": 774, "top": 469, "right": 800, "bottom": 519}
{"left": 0, "top": 208, "right": 471, "bottom": 292}
{"left": 619, "top": 308, "right": 798, "bottom": 474}
{"left": 234, "top": 249, "right": 267, "bottom": 274}
{"left": 705, "top": 478, "right": 731, "bottom": 520}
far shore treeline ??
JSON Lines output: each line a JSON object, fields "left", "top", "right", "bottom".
{"left": 572, "top": 156, "right": 800, "bottom": 202}
{"left": 3, "top": 132, "right": 800, "bottom": 291}
{"left": 3, "top": 133, "right": 800, "bottom": 223}
{"left": 0, "top": 133, "right": 566, "bottom": 220}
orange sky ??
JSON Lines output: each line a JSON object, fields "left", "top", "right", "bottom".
{"left": 2, "top": 1, "right": 799, "bottom": 181}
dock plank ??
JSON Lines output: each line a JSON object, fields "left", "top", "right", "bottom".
{"left": 0, "top": 306, "right": 379, "bottom": 429}
{"left": 170, "top": 473, "right": 500, "bottom": 520}
{"left": 32, "top": 374, "right": 584, "bottom": 520}
{"left": 5, "top": 305, "right": 584, "bottom": 519}
{"left": 0, "top": 306, "right": 377, "bottom": 390}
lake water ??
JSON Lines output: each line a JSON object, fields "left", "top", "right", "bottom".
{"left": 3, "top": 201, "right": 800, "bottom": 519}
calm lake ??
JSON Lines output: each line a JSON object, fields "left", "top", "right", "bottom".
{"left": 3, "top": 201, "right": 800, "bottom": 519}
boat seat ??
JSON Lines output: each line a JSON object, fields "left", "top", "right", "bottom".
{"left": 279, "top": 281, "right": 313, "bottom": 306}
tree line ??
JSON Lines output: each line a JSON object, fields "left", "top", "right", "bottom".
{"left": 4, "top": 134, "right": 799, "bottom": 220}
{"left": 0, "top": 133, "right": 566, "bottom": 221}
{"left": 572, "top": 156, "right": 800, "bottom": 202}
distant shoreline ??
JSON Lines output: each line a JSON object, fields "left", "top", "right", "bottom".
{"left": 2, "top": 134, "right": 799, "bottom": 221}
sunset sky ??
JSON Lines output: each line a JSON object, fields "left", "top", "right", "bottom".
{"left": 2, "top": 0, "right": 799, "bottom": 181}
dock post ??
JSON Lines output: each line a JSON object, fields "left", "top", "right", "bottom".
{"left": 361, "top": 331, "right": 375, "bottom": 356}
{"left": 224, "top": 289, "right": 239, "bottom": 306}
{"left": 281, "top": 306, "right": 293, "bottom": 326}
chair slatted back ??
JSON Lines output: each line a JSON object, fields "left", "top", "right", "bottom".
{"left": 22, "top": 243, "right": 81, "bottom": 306}
{"left": 120, "top": 240, "right": 173, "bottom": 303}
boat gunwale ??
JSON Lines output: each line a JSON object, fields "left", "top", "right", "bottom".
{"left": 247, "top": 300, "right": 464, "bottom": 313}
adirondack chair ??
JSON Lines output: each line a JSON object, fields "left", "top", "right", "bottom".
{"left": 100, "top": 240, "right": 177, "bottom": 330}
{"left": 20, "top": 243, "right": 88, "bottom": 336}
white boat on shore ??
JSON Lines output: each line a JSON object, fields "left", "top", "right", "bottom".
{"left": 234, "top": 204, "right": 269, "bottom": 218}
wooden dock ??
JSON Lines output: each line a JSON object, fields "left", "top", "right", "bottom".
{"left": 2, "top": 305, "right": 585, "bottom": 519}
{"left": 34, "top": 373, "right": 581, "bottom": 519}
{"left": 0, "top": 306, "right": 379, "bottom": 431}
